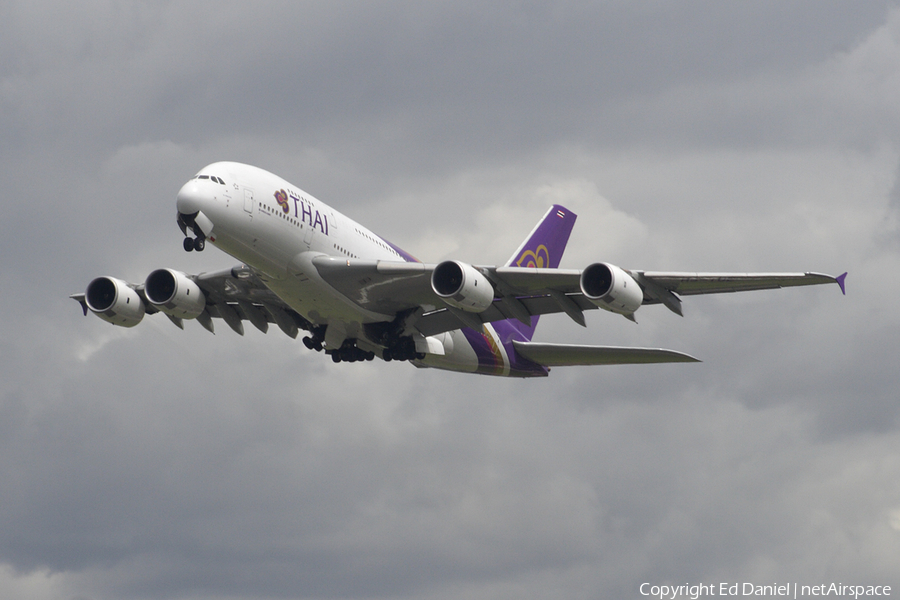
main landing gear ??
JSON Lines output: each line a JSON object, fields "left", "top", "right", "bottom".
{"left": 381, "top": 337, "right": 425, "bottom": 362}
{"left": 301, "top": 322, "right": 425, "bottom": 364}
{"left": 302, "top": 333, "right": 324, "bottom": 352}
{"left": 303, "top": 334, "right": 376, "bottom": 363}
{"left": 328, "top": 344, "right": 376, "bottom": 363}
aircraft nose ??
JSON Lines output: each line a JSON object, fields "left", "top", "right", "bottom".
{"left": 176, "top": 180, "right": 206, "bottom": 215}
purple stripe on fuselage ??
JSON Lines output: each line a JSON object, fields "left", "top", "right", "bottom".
{"left": 492, "top": 319, "right": 549, "bottom": 377}
{"left": 381, "top": 238, "right": 421, "bottom": 263}
{"left": 461, "top": 327, "right": 506, "bottom": 376}
{"left": 461, "top": 322, "right": 548, "bottom": 378}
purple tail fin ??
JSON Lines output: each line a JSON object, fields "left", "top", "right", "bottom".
{"left": 506, "top": 204, "right": 577, "bottom": 269}
{"left": 499, "top": 204, "right": 577, "bottom": 342}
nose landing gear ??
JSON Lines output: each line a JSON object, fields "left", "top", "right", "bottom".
{"left": 178, "top": 212, "right": 206, "bottom": 252}
{"left": 183, "top": 236, "right": 205, "bottom": 252}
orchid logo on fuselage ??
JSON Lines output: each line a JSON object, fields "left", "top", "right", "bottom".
{"left": 273, "top": 188, "right": 329, "bottom": 235}
{"left": 274, "top": 189, "right": 290, "bottom": 213}
{"left": 515, "top": 244, "right": 550, "bottom": 268}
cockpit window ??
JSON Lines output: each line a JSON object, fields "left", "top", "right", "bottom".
{"left": 192, "top": 174, "right": 226, "bottom": 184}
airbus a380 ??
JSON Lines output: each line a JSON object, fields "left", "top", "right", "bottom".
{"left": 71, "top": 162, "right": 847, "bottom": 377}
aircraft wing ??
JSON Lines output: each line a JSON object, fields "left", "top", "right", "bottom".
{"left": 187, "top": 265, "right": 312, "bottom": 336}
{"left": 310, "top": 257, "right": 593, "bottom": 335}
{"left": 633, "top": 271, "right": 845, "bottom": 296}
{"left": 73, "top": 258, "right": 845, "bottom": 356}
{"left": 311, "top": 255, "right": 846, "bottom": 337}
{"left": 71, "top": 265, "right": 311, "bottom": 337}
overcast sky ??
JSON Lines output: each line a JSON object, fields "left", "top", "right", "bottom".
{"left": 2, "top": 2, "right": 899, "bottom": 599}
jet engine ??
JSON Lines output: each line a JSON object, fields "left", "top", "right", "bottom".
{"left": 580, "top": 262, "right": 644, "bottom": 315}
{"left": 144, "top": 268, "right": 206, "bottom": 319}
{"left": 431, "top": 260, "right": 494, "bottom": 313}
{"left": 84, "top": 276, "right": 146, "bottom": 327}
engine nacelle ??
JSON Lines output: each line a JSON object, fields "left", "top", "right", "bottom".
{"left": 85, "top": 276, "right": 146, "bottom": 327}
{"left": 580, "top": 262, "right": 644, "bottom": 315}
{"left": 431, "top": 260, "right": 494, "bottom": 313}
{"left": 144, "top": 268, "right": 206, "bottom": 319}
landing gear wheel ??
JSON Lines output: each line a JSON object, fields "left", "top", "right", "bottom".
{"left": 183, "top": 237, "right": 194, "bottom": 252}
{"left": 193, "top": 237, "right": 206, "bottom": 252}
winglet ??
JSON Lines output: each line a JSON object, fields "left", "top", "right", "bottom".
{"left": 835, "top": 272, "right": 847, "bottom": 295}
{"left": 69, "top": 293, "right": 88, "bottom": 316}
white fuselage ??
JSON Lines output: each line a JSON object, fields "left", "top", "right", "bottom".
{"left": 176, "top": 161, "right": 509, "bottom": 373}
{"left": 179, "top": 163, "right": 402, "bottom": 327}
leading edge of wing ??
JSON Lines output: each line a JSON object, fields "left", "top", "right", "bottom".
{"left": 512, "top": 340, "right": 701, "bottom": 366}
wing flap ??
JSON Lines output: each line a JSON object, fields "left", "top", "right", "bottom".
{"left": 512, "top": 340, "right": 700, "bottom": 366}
{"left": 193, "top": 266, "right": 311, "bottom": 335}
{"left": 312, "top": 256, "right": 437, "bottom": 314}
{"left": 413, "top": 293, "right": 597, "bottom": 337}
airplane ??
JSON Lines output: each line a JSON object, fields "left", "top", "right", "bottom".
{"left": 71, "top": 162, "right": 847, "bottom": 378}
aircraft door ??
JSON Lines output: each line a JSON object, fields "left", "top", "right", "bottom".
{"left": 243, "top": 189, "right": 255, "bottom": 217}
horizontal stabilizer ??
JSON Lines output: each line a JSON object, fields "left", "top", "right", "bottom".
{"left": 512, "top": 340, "right": 700, "bottom": 366}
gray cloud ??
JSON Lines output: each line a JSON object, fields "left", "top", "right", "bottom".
{"left": 2, "top": 1, "right": 899, "bottom": 599}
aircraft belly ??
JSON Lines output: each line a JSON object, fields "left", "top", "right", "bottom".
{"left": 204, "top": 200, "right": 296, "bottom": 278}
{"left": 215, "top": 216, "right": 394, "bottom": 334}
{"left": 416, "top": 329, "right": 480, "bottom": 373}
{"left": 418, "top": 326, "right": 548, "bottom": 377}
{"left": 262, "top": 270, "right": 393, "bottom": 332}
{"left": 460, "top": 324, "right": 511, "bottom": 376}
